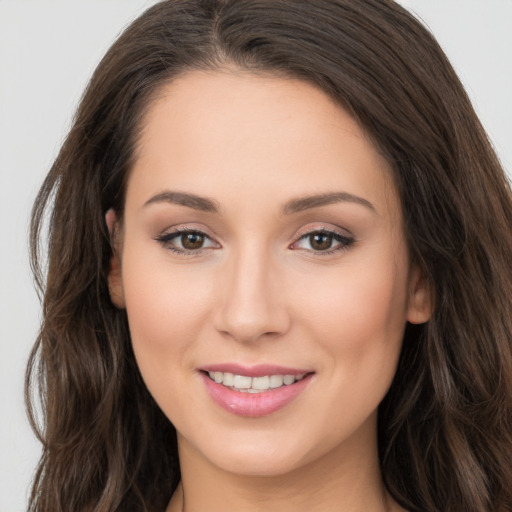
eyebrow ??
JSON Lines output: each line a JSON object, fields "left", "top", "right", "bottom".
{"left": 143, "top": 191, "right": 220, "bottom": 213}
{"left": 282, "top": 192, "right": 377, "bottom": 215}
{"left": 143, "top": 190, "right": 376, "bottom": 215}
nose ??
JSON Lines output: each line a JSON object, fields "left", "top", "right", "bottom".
{"left": 213, "top": 245, "right": 291, "bottom": 344}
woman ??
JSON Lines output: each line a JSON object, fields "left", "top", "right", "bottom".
{"left": 26, "top": 1, "right": 512, "bottom": 511}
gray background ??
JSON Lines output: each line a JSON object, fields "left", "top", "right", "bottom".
{"left": 1, "top": 1, "right": 511, "bottom": 510}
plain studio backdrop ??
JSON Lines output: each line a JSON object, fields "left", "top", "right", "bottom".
{"left": 0, "top": 1, "right": 511, "bottom": 510}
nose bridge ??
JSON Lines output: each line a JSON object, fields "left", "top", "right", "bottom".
{"left": 215, "top": 240, "right": 289, "bottom": 342}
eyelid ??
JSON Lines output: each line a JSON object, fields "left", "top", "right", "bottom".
{"left": 155, "top": 224, "right": 221, "bottom": 254}
{"left": 155, "top": 223, "right": 355, "bottom": 256}
{"left": 293, "top": 223, "right": 353, "bottom": 240}
{"left": 289, "top": 224, "right": 355, "bottom": 254}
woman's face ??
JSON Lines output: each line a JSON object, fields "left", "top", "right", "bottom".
{"left": 109, "top": 69, "right": 430, "bottom": 477}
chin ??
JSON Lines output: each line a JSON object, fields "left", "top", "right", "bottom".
{"left": 181, "top": 427, "right": 316, "bottom": 477}
{"left": 211, "top": 448, "right": 308, "bottom": 477}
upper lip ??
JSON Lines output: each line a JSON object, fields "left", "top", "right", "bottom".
{"left": 200, "top": 363, "right": 313, "bottom": 378}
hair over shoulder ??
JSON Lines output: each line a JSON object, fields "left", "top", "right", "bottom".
{"left": 27, "top": 1, "right": 512, "bottom": 511}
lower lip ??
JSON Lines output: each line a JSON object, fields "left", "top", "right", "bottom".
{"left": 200, "top": 372, "right": 313, "bottom": 417}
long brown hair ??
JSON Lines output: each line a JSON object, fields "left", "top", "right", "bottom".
{"left": 27, "top": 1, "right": 512, "bottom": 510}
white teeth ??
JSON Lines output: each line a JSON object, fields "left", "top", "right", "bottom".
{"left": 269, "top": 375, "right": 284, "bottom": 388}
{"left": 233, "top": 375, "right": 252, "bottom": 389}
{"left": 222, "top": 372, "right": 234, "bottom": 386}
{"left": 283, "top": 374, "right": 295, "bottom": 385}
{"left": 207, "top": 371, "right": 307, "bottom": 392}
{"left": 252, "top": 376, "right": 270, "bottom": 390}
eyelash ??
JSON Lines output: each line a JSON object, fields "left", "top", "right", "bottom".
{"left": 291, "top": 228, "right": 355, "bottom": 255}
{"left": 155, "top": 228, "right": 218, "bottom": 255}
{"left": 155, "top": 227, "right": 355, "bottom": 256}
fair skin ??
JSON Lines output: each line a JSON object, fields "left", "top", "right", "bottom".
{"left": 108, "top": 69, "right": 430, "bottom": 512}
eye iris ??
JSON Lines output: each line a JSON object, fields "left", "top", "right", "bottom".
{"left": 310, "top": 233, "right": 332, "bottom": 250}
{"left": 181, "top": 232, "right": 204, "bottom": 249}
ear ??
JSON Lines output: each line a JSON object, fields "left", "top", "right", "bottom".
{"left": 105, "top": 209, "right": 126, "bottom": 309}
{"left": 406, "top": 265, "right": 432, "bottom": 324}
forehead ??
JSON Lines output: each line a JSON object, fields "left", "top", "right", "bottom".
{"left": 128, "top": 69, "right": 399, "bottom": 219}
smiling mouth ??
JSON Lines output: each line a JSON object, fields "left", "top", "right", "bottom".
{"left": 204, "top": 371, "right": 308, "bottom": 393}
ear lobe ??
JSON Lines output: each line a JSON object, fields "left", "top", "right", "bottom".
{"left": 406, "top": 265, "right": 432, "bottom": 324}
{"left": 106, "top": 209, "right": 126, "bottom": 309}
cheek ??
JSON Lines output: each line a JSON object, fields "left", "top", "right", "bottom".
{"left": 299, "top": 258, "right": 407, "bottom": 343}
{"left": 120, "top": 247, "right": 215, "bottom": 377}
{"left": 294, "top": 251, "right": 409, "bottom": 397}
{"left": 286, "top": 257, "right": 409, "bottom": 444}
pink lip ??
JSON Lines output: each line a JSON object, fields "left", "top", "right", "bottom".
{"left": 199, "top": 369, "right": 314, "bottom": 418}
{"left": 200, "top": 363, "right": 311, "bottom": 378}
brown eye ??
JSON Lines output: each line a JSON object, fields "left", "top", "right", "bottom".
{"left": 156, "top": 229, "right": 218, "bottom": 253}
{"left": 291, "top": 229, "right": 354, "bottom": 254}
{"left": 181, "top": 232, "right": 205, "bottom": 250}
{"left": 309, "top": 233, "right": 333, "bottom": 251}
